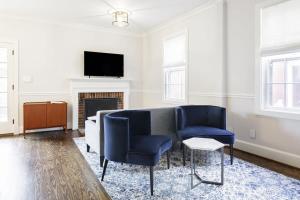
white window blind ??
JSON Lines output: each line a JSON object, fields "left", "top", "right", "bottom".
{"left": 163, "top": 33, "right": 187, "bottom": 102}
{"left": 261, "top": 0, "right": 300, "bottom": 49}
{"left": 163, "top": 34, "right": 186, "bottom": 67}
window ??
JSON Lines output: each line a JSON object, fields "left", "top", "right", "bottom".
{"left": 163, "top": 32, "right": 187, "bottom": 102}
{"left": 0, "top": 48, "right": 8, "bottom": 121}
{"left": 256, "top": 0, "right": 300, "bottom": 117}
{"left": 262, "top": 53, "right": 300, "bottom": 110}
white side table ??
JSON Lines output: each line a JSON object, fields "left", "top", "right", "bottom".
{"left": 183, "top": 138, "right": 224, "bottom": 189}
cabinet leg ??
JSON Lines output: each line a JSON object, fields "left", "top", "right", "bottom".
{"left": 63, "top": 126, "right": 67, "bottom": 133}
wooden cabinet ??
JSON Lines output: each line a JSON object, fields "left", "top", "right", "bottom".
{"left": 23, "top": 101, "right": 67, "bottom": 135}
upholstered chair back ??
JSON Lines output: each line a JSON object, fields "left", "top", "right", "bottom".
{"left": 104, "top": 110, "right": 151, "bottom": 162}
{"left": 176, "top": 105, "right": 226, "bottom": 131}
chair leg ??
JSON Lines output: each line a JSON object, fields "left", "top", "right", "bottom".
{"left": 100, "top": 156, "right": 104, "bottom": 167}
{"left": 230, "top": 144, "right": 234, "bottom": 165}
{"left": 182, "top": 144, "right": 186, "bottom": 166}
{"left": 150, "top": 166, "right": 154, "bottom": 196}
{"left": 87, "top": 144, "right": 90, "bottom": 152}
{"left": 167, "top": 151, "right": 170, "bottom": 169}
{"left": 101, "top": 159, "right": 108, "bottom": 181}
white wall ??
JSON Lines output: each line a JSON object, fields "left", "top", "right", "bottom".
{"left": 226, "top": 0, "right": 300, "bottom": 167}
{"left": 142, "top": 0, "right": 226, "bottom": 107}
{"left": 0, "top": 16, "right": 143, "bottom": 130}
{"left": 141, "top": 0, "right": 300, "bottom": 168}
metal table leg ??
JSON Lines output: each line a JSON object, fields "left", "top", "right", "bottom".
{"left": 190, "top": 147, "right": 224, "bottom": 189}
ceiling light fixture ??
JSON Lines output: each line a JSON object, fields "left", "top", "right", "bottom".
{"left": 112, "top": 11, "right": 129, "bottom": 27}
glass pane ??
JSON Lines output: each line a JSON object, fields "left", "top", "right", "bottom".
{"left": 0, "top": 63, "right": 7, "bottom": 77}
{"left": 0, "top": 107, "right": 7, "bottom": 122}
{"left": 165, "top": 68, "right": 185, "bottom": 100}
{"left": 0, "top": 78, "right": 7, "bottom": 92}
{"left": 267, "top": 84, "right": 285, "bottom": 107}
{"left": 0, "top": 93, "right": 7, "bottom": 107}
{"left": 271, "top": 61, "right": 285, "bottom": 83}
{"left": 294, "top": 65, "right": 300, "bottom": 82}
{"left": 0, "top": 48, "right": 8, "bottom": 62}
{"left": 287, "top": 84, "right": 300, "bottom": 108}
{"left": 292, "top": 84, "right": 300, "bottom": 107}
{"left": 287, "top": 60, "right": 300, "bottom": 82}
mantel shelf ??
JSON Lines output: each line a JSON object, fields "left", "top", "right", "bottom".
{"left": 69, "top": 77, "right": 131, "bottom": 83}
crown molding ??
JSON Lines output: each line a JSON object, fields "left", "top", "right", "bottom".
{"left": 143, "top": 0, "right": 222, "bottom": 37}
{"left": 0, "top": 14, "right": 144, "bottom": 38}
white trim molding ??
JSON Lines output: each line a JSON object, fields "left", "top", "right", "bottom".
{"left": 0, "top": 40, "right": 19, "bottom": 135}
{"left": 20, "top": 92, "right": 70, "bottom": 97}
{"left": 0, "top": 14, "right": 142, "bottom": 38}
{"left": 235, "top": 139, "right": 300, "bottom": 168}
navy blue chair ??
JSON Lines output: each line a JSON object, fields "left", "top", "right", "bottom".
{"left": 101, "top": 110, "right": 172, "bottom": 196}
{"left": 176, "top": 105, "right": 235, "bottom": 165}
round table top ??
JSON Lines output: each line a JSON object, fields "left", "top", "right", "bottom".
{"left": 183, "top": 138, "right": 224, "bottom": 151}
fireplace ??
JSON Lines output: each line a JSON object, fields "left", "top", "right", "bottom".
{"left": 70, "top": 78, "right": 130, "bottom": 130}
{"left": 78, "top": 92, "right": 123, "bottom": 129}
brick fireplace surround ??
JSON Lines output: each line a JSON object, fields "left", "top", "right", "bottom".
{"left": 70, "top": 78, "right": 130, "bottom": 130}
{"left": 78, "top": 92, "right": 124, "bottom": 129}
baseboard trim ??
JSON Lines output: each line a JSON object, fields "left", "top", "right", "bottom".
{"left": 0, "top": 133, "right": 14, "bottom": 137}
{"left": 235, "top": 139, "right": 300, "bottom": 168}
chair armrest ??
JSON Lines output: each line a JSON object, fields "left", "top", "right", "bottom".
{"left": 176, "top": 107, "right": 186, "bottom": 131}
{"left": 207, "top": 107, "right": 226, "bottom": 129}
{"left": 104, "top": 115, "right": 129, "bottom": 162}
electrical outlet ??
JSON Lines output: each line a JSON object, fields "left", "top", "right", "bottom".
{"left": 249, "top": 129, "right": 256, "bottom": 139}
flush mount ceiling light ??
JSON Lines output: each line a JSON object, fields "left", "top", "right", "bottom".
{"left": 112, "top": 11, "right": 129, "bottom": 27}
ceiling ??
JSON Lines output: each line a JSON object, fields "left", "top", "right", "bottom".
{"left": 0, "top": 0, "right": 210, "bottom": 33}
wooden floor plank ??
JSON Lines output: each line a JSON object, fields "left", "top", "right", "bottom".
{"left": 0, "top": 131, "right": 110, "bottom": 200}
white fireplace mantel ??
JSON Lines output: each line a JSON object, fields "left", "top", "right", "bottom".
{"left": 70, "top": 78, "right": 130, "bottom": 130}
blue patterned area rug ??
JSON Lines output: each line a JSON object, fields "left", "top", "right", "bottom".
{"left": 73, "top": 137, "right": 300, "bottom": 200}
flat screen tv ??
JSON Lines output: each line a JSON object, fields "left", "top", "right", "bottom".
{"left": 84, "top": 51, "right": 124, "bottom": 77}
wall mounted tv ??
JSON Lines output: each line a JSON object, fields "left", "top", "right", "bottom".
{"left": 84, "top": 51, "right": 124, "bottom": 77}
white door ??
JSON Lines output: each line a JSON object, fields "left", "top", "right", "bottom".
{"left": 0, "top": 43, "right": 16, "bottom": 134}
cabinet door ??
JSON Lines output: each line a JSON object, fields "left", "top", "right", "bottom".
{"left": 24, "top": 104, "right": 47, "bottom": 129}
{"left": 46, "top": 103, "right": 67, "bottom": 127}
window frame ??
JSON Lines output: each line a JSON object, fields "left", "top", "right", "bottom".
{"left": 162, "top": 31, "right": 189, "bottom": 104}
{"left": 255, "top": 0, "right": 300, "bottom": 120}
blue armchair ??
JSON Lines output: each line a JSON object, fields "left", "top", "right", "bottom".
{"left": 176, "top": 105, "right": 235, "bottom": 165}
{"left": 101, "top": 110, "right": 172, "bottom": 196}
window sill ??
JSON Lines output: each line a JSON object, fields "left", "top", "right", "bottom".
{"left": 256, "top": 109, "right": 300, "bottom": 121}
{"left": 163, "top": 98, "right": 186, "bottom": 105}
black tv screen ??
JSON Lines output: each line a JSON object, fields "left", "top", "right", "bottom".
{"left": 84, "top": 51, "right": 124, "bottom": 77}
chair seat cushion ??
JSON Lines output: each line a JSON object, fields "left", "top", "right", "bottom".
{"left": 178, "top": 126, "right": 235, "bottom": 144}
{"left": 127, "top": 135, "right": 172, "bottom": 166}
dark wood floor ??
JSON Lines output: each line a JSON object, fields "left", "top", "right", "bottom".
{"left": 0, "top": 131, "right": 110, "bottom": 200}
{"left": 225, "top": 147, "right": 300, "bottom": 180}
{"left": 0, "top": 131, "right": 299, "bottom": 200}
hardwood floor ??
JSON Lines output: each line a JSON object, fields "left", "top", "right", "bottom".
{"left": 0, "top": 131, "right": 299, "bottom": 200}
{"left": 225, "top": 147, "right": 300, "bottom": 180}
{"left": 0, "top": 131, "right": 110, "bottom": 200}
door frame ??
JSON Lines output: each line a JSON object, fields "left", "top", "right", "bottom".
{"left": 0, "top": 39, "right": 19, "bottom": 135}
